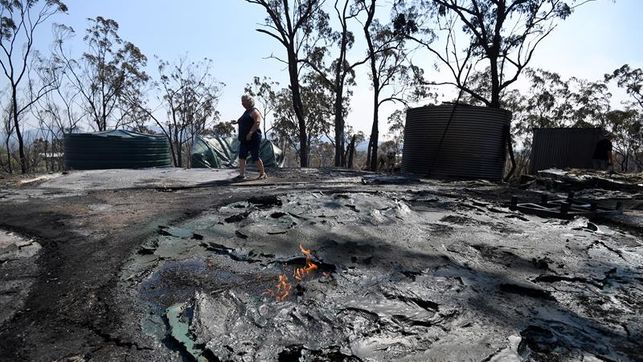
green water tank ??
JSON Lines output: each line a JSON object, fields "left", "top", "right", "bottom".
{"left": 64, "top": 130, "right": 173, "bottom": 170}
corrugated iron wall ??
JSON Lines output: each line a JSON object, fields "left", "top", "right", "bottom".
{"left": 402, "top": 104, "right": 511, "bottom": 180}
{"left": 530, "top": 128, "right": 603, "bottom": 173}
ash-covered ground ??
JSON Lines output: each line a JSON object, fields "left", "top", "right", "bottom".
{"left": 0, "top": 168, "right": 642, "bottom": 362}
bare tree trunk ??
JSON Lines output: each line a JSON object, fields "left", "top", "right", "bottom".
{"left": 366, "top": 64, "right": 380, "bottom": 171}
{"left": 4, "top": 136, "right": 12, "bottom": 174}
{"left": 174, "top": 139, "right": 182, "bottom": 168}
{"left": 12, "top": 89, "right": 27, "bottom": 174}
{"left": 333, "top": 14, "right": 349, "bottom": 168}
{"left": 368, "top": 105, "right": 379, "bottom": 171}
{"left": 288, "top": 49, "right": 308, "bottom": 167}
{"left": 347, "top": 134, "right": 356, "bottom": 169}
{"left": 333, "top": 101, "right": 345, "bottom": 167}
{"left": 363, "top": 0, "right": 379, "bottom": 171}
{"left": 502, "top": 123, "right": 517, "bottom": 181}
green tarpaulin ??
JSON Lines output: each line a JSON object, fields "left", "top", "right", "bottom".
{"left": 191, "top": 135, "right": 284, "bottom": 169}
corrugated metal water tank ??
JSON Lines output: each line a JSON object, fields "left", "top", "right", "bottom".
{"left": 64, "top": 130, "right": 173, "bottom": 170}
{"left": 402, "top": 104, "right": 511, "bottom": 180}
{"left": 530, "top": 128, "right": 602, "bottom": 173}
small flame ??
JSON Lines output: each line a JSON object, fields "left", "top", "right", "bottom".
{"left": 275, "top": 274, "right": 292, "bottom": 301}
{"left": 264, "top": 244, "right": 320, "bottom": 302}
{"left": 294, "top": 244, "right": 318, "bottom": 281}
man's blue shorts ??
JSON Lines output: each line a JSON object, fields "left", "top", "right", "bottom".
{"left": 239, "top": 137, "right": 261, "bottom": 161}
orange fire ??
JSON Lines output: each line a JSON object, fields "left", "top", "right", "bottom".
{"left": 294, "top": 244, "right": 318, "bottom": 281}
{"left": 264, "top": 244, "right": 319, "bottom": 301}
{"left": 274, "top": 274, "right": 292, "bottom": 301}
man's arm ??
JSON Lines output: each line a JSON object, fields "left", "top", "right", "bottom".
{"left": 246, "top": 109, "right": 262, "bottom": 140}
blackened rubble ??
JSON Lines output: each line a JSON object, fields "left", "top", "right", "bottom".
{"left": 122, "top": 189, "right": 641, "bottom": 361}
{"left": 0, "top": 168, "right": 642, "bottom": 361}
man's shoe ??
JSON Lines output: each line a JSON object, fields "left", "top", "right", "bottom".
{"left": 233, "top": 174, "right": 246, "bottom": 181}
{"left": 256, "top": 173, "right": 267, "bottom": 180}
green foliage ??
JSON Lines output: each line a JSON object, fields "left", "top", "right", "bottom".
{"left": 490, "top": 66, "right": 643, "bottom": 172}
{"left": 507, "top": 68, "right": 613, "bottom": 140}
{"left": 63, "top": 16, "right": 150, "bottom": 131}
{"left": 386, "top": 109, "right": 405, "bottom": 155}
{"left": 603, "top": 108, "right": 642, "bottom": 171}
{"left": 246, "top": 0, "right": 331, "bottom": 167}
{"left": 0, "top": 0, "right": 67, "bottom": 173}
{"left": 207, "top": 121, "right": 235, "bottom": 138}
{"left": 393, "top": 0, "right": 587, "bottom": 108}
{"left": 149, "top": 56, "right": 223, "bottom": 167}
{"left": 244, "top": 76, "right": 280, "bottom": 134}
{"left": 301, "top": 0, "right": 365, "bottom": 167}
{"left": 0, "top": 1, "right": 67, "bottom": 40}
{"left": 361, "top": 0, "right": 425, "bottom": 170}
{"left": 605, "top": 64, "right": 643, "bottom": 109}
{"left": 270, "top": 71, "right": 335, "bottom": 159}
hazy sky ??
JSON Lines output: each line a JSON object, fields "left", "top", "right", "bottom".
{"left": 35, "top": 0, "right": 643, "bottom": 135}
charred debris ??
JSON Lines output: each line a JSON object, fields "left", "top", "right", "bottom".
{"left": 1, "top": 168, "right": 642, "bottom": 361}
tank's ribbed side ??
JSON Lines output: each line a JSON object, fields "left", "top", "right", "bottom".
{"left": 402, "top": 104, "right": 511, "bottom": 180}
{"left": 64, "top": 130, "right": 172, "bottom": 170}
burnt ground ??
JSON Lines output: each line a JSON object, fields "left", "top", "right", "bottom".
{"left": 0, "top": 168, "right": 642, "bottom": 362}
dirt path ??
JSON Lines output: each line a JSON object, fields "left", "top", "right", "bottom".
{"left": 0, "top": 185, "right": 249, "bottom": 361}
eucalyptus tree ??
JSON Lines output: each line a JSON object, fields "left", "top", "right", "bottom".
{"left": 1, "top": 102, "right": 15, "bottom": 172}
{"left": 487, "top": 67, "right": 610, "bottom": 152}
{"left": 58, "top": 17, "right": 149, "bottom": 131}
{"left": 243, "top": 76, "right": 279, "bottom": 135}
{"left": 604, "top": 109, "right": 641, "bottom": 171}
{"left": 568, "top": 77, "right": 611, "bottom": 128}
{"left": 393, "top": 0, "right": 594, "bottom": 177}
{"left": 33, "top": 26, "right": 86, "bottom": 167}
{"left": 360, "top": 0, "right": 423, "bottom": 170}
{"left": 271, "top": 72, "right": 335, "bottom": 162}
{"left": 606, "top": 64, "right": 643, "bottom": 110}
{"left": 134, "top": 56, "right": 224, "bottom": 167}
{"left": 31, "top": 75, "right": 83, "bottom": 172}
{"left": 345, "top": 126, "right": 364, "bottom": 168}
{"left": 510, "top": 68, "right": 573, "bottom": 139}
{"left": 246, "top": 0, "right": 329, "bottom": 167}
{"left": 387, "top": 109, "right": 405, "bottom": 156}
{"left": 302, "top": 0, "right": 371, "bottom": 167}
{"left": 393, "top": 0, "right": 592, "bottom": 107}
{"left": 605, "top": 64, "right": 643, "bottom": 171}
{"left": 208, "top": 121, "right": 235, "bottom": 138}
{"left": 0, "top": 0, "right": 67, "bottom": 173}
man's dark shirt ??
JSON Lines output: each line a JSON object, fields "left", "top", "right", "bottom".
{"left": 593, "top": 139, "right": 612, "bottom": 160}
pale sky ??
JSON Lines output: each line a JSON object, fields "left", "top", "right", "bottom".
{"left": 31, "top": 0, "right": 643, "bottom": 136}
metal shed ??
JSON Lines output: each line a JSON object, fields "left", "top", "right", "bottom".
{"left": 530, "top": 128, "right": 603, "bottom": 173}
{"left": 401, "top": 104, "right": 511, "bottom": 181}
